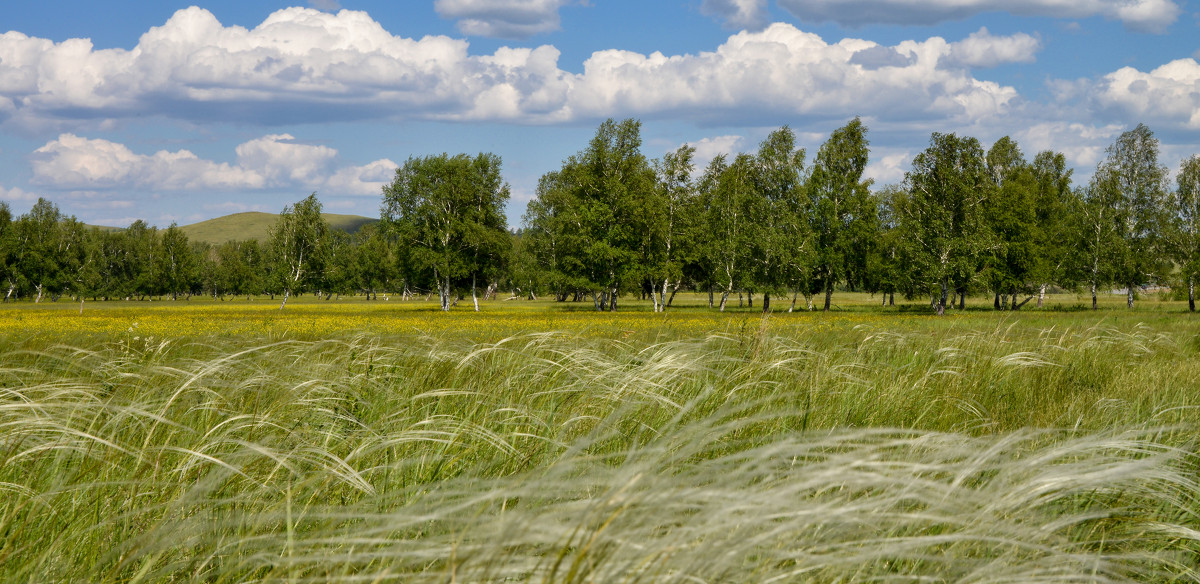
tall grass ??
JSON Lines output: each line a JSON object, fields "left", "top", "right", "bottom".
{"left": 2, "top": 318, "right": 1200, "bottom": 581}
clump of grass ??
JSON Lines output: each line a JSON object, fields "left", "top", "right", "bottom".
{"left": 2, "top": 321, "right": 1200, "bottom": 581}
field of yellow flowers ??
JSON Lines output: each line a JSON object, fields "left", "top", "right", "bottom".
{"left": 0, "top": 293, "right": 945, "bottom": 342}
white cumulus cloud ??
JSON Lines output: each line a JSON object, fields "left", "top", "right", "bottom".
{"left": 1088, "top": 58, "right": 1200, "bottom": 129}
{"left": 30, "top": 134, "right": 396, "bottom": 196}
{"left": 776, "top": 0, "right": 1180, "bottom": 33}
{"left": 0, "top": 8, "right": 1034, "bottom": 131}
{"left": 0, "top": 185, "right": 41, "bottom": 205}
{"left": 686, "top": 135, "right": 748, "bottom": 172}
{"left": 1014, "top": 121, "right": 1125, "bottom": 174}
{"left": 434, "top": 0, "right": 572, "bottom": 38}
{"left": 864, "top": 150, "right": 912, "bottom": 184}
{"left": 946, "top": 28, "right": 1041, "bottom": 68}
{"left": 569, "top": 24, "right": 1021, "bottom": 124}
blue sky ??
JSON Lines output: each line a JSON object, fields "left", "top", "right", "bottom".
{"left": 1, "top": 0, "right": 1198, "bottom": 228}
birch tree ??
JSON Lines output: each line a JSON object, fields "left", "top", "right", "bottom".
{"left": 1073, "top": 180, "right": 1120, "bottom": 310}
{"left": 867, "top": 184, "right": 913, "bottom": 306}
{"left": 524, "top": 119, "right": 653, "bottom": 311}
{"left": 160, "top": 223, "right": 197, "bottom": 300}
{"left": 749, "top": 126, "right": 807, "bottom": 313}
{"left": 902, "top": 133, "right": 990, "bottom": 314}
{"left": 649, "top": 144, "right": 697, "bottom": 312}
{"left": 808, "top": 118, "right": 874, "bottom": 311}
{"left": 1030, "top": 150, "right": 1074, "bottom": 307}
{"left": 1093, "top": 123, "right": 1170, "bottom": 308}
{"left": 382, "top": 153, "right": 511, "bottom": 311}
{"left": 523, "top": 171, "right": 588, "bottom": 301}
{"left": 1171, "top": 154, "right": 1200, "bottom": 311}
{"left": 982, "top": 136, "right": 1038, "bottom": 310}
{"left": 701, "top": 154, "right": 754, "bottom": 311}
{"left": 269, "top": 193, "right": 329, "bottom": 309}
{"left": 14, "top": 199, "right": 70, "bottom": 303}
{"left": 0, "top": 203, "right": 16, "bottom": 301}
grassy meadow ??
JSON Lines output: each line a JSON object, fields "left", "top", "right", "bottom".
{"left": 4, "top": 292, "right": 1200, "bottom": 582}
{"left": 176, "top": 212, "right": 377, "bottom": 245}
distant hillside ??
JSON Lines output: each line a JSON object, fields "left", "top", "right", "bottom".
{"left": 179, "top": 212, "right": 378, "bottom": 245}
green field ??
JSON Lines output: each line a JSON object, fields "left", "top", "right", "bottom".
{"left": 3, "top": 294, "right": 1200, "bottom": 582}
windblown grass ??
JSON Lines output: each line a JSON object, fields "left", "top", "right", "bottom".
{"left": 3, "top": 309, "right": 1200, "bottom": 581}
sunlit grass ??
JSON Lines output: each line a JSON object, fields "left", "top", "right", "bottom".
{"left": 3, "top": 294, "right": 1200, "bottom": 581}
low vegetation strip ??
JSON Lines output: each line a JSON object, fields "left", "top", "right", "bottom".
{"left": 0, "top": 294, "right": 936, "bottom": 341}
{"left": 2, "top": 309, "right": 1200, "bottom": 581}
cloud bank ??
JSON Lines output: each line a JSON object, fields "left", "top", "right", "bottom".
{"left": 0, "top": 7, "right": 1047, "bottom": 131}
{"left": 30, "top": 133, "right": 395, "bottom": 196}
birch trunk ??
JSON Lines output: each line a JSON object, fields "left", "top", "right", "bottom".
{"left": 1190, "top": 277, "right": 1195, "bottom": 312}
{"left": 823, "top": 283, "right": 833, "bottom": 311}
{"left": 1037, "top": 283, "right": 1047, "bottom": 308}
{"left": 1091, "top": 282, "right": 1098, "bottom": 310}
{"left": 279, "top": 289, "right": 290, "bottom": 310}
{"left": 1127, "top": 285, "right": 1134, "bottom": 308}
{"left": 472, "top": 276, "right": 479, "bottom": 312}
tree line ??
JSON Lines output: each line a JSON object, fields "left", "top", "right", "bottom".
{"left": 3, "top": 118, "right": 1199, "bottom": 312}
{"left": 0, "top": 194, "right": 397, "bottom": 307}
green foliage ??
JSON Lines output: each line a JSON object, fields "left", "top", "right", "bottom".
{"left": 524, "top": 119, "right": 655, "bottom": 310}
{"left": 647, "top": 144, "right": 698, "bottom": 311}
{"left": 1172, "top": 155, "right": 1200, "bottom": 310}
{"left": 382, "top": 152, "right": 511, "bottom": 310}
{"left": 808, "top": 117, "right": 876, "bottom": 310}
{"left": 268, "top": 193, "right": 331, "bottom": 307}
{"left": 1094, "top": 123, "right": 1171, "bottom": 307}
{"left": 747, "top": 126, "right": 808, "bottom": 311}
{"left": 902, "top": 133, "right": 991, "bottom": 313}
{"left": 866, "top": 184, "right": 915, "bottom": 302}
{"left": 6, "top": 121, "right": 1200, "bottom": 316}
{"left": 1029, "top": 150, "right": 1075, "bottom": 302}
{"left": 981, "top": 136, "right": 1039, "bottom": 306}
{"left": 698, "top": 154, "right": 754, "bottom": 309}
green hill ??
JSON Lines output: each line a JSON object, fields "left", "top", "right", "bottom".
{"left": 179, "top": 212, "right": 378, "bottom": 245}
